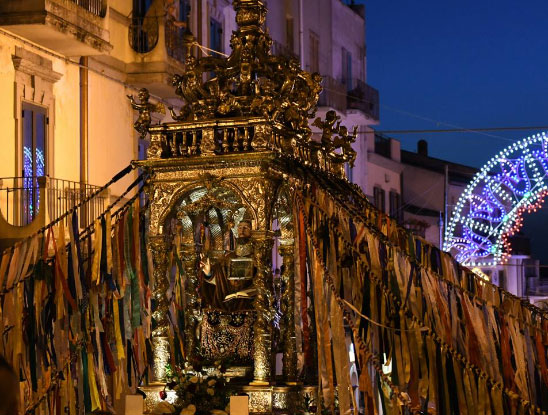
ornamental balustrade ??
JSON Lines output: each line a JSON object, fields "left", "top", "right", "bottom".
{"left": 145, "top": 117, "right": 355, "bottom": 178}
{"left": 68, "top": 0, "right": 106, "bottom": 17}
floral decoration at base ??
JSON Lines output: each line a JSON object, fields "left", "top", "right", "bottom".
{"left": 164, "top": 363, "right": 231, "bottom": 415}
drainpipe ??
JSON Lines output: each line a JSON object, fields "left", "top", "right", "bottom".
{"left": 80, "top": 56, "right": 88, "bottom": 185}
{"left": 80, "top": 56, "right": 88, "bottom": 226}
{"left": 197, "top": 0, "right": 203, "bottom": 57}
{"left": 298, "top": 0, "right": 304, "bottom": 69}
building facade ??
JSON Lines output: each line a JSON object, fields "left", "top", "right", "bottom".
{"left": 399, "top": 139, "right": 548, "bottom": 307}
{"left": 365, "top": 133, "right": 402, "bottom": 218}
{"left": 0, "top": 0, "right": 378, "bottom": 246}
{"left": 400, "top": 139, "right": 478, "bottom": 248}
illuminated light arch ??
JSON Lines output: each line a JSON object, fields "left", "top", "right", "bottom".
{"left": 444, "top": 132, "right": 548, "bottom": 266}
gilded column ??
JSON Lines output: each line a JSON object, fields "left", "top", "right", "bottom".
{"left": 279, "top": 240, "right": 297, "bottom": 384}
{"left": 148, "top": 234, "right": 172, "bottom": 383}
{"left": 250, "top": 231, "right": 275, "bottom": 385}
{"left": 180, "top": 244, "right": 199, "bottom": 360}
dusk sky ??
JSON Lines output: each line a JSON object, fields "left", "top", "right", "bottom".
{"left": 362, "top": 0, "right": 548, "bottom": 261}
{"left": 364, "top": 0, "right": 548, "bottom": 168}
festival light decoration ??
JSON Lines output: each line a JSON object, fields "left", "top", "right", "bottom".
{"left": 23, "top": 146, "right": 45, "bottom": 218}
{"left": 444, "top": 132, "right": 548, "bottom": 266}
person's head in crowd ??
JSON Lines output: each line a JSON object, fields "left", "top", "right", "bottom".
{"left": 0, "top": 356, "right": 18, "bottom": 415}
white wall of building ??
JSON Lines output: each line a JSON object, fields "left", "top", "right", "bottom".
{"left": 365, "top": 137, "right": 402, "bottom": 215}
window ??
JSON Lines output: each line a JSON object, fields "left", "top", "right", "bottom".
{"left": 309, "top": 31, "right": 319, "bottom": 73}
{"left": 389, "top": 191, "right": 401, "bottom": 221}
{"left": 285, "top": 16, "right": 294, "bottom": 53}
{"left": 133, "top": 0, "right": 153, "bottom": 17}
{"left": 345, "top": 163, "right": 353, "bottom": 183}
{"left": 22, "top": 103, "right": 47, "bottom": 180}
{"left": 178, "top": 0, "right": 189, "bottom": 22}
{"left": 210, "top": 18, "right": 223, "bottom": 53}
{"left": 21, "top": 102, "right": 48, "bottom": 224}
{"left": 342, "top": 47, "right": 352, "bottom": 90}
{"left": 373, "top": 186, "right": 385, "bottom": 213}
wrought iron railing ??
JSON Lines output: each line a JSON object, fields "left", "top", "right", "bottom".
{"left": 0, "top": 176, "right": 108, "bottom": 228}
{"left": 271, "top": 40, "right": 299, "bottom": 60}
{"left": 165, "top": 16, "right": 186, "bottom": 63}
{"left": 317, "top": 76, "right": 347, "bottom": 112}
{"left": 129, "top": 16, "right": 159, "bottom": 53}
{"left": 527, "top": 277, "right": 548, "bottom": 296}
{"left": 68, "top": 0, "right": 107, "bottom": 17}
{"left": 347, "top": 79, "right": 380, "bottom": 120}
{"left": 374, "top": 133, "right": 391, "bottom": 158}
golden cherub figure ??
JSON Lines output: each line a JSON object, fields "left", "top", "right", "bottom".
{"left": 313, "top": 110, "right": 341, "bottom": 149}
{"left": 333, "top": 125, "right": 359, "bottom": 167}
{"left": 127, "top": 88, "right": 165, "bottom": 138}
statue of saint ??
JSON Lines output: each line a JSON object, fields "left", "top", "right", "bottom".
{"left": 199, "top": 216, "right": 256, "bottom": 312}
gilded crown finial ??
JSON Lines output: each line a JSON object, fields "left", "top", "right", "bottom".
{"left": 232, "top": 0, "right": 267, "bottom": 29}
{"left": 168, "top": 0, "right": 322, "bottom": 141}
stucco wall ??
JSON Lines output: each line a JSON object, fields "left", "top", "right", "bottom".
{"left": 331, "top": 0, "right": 366, "bottom": 83}
{"left": 52, "top": 58, "right": 80, "bottom": 182}
{"left": 88, "top": 70, "right": 137, "bottom": 197}
{"left": 0, "top": 34, "right": 16, "bottom": 178}
{"left": 0, "top": 28, "right": 138, "bottom": 199}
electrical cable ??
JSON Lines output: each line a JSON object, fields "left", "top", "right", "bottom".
{"left": 3, "top": 27, "right": 538, "bottom": 145}
{"left": 321, "top": 85, "right": 524, "bottom": 143}
{"left": 373, "top": 126, "right": 548, "bottom": 134}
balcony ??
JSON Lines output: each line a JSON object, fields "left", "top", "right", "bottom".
{"left": 0, "top": 0, "right": 112, "bottom": 56}
{"left": 0, "top": 176, "right": 109, "bottom": 250}
{"left": 317, "top": 76, "right": 347, "bottom": 112}
{"left": 127, "top": 15, "right": 186, "bottom": 97}
{"left": 347, "top": 79, "right": 380, "bottom": 121}
{"left": 374, "top": 133, "right": 391, "bottom": 158}
{"left": 271, "top": 40, "right": 299, "bottom": 61}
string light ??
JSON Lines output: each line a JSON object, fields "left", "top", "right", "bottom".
{"left": 444, "top": 132, "right": 548, "bottom": 266}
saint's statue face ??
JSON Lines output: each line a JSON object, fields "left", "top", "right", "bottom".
{"left": 237, "top": 220, "right": 252, "bottom": 238}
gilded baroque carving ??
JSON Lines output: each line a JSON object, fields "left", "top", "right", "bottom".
{"left": 279, "top": 242, "right": 297, "bottom": 383}
{"left": 147, "top": 182, "right": 179, "bottom": 236}
{"left": 148, "top": 235, "right": 172, "bottom": 338}
{"left": 179, "top": 244, "right": 199, "bottom": 359}
{"left": 128, "top": 0, "right": 358, "bottom": 181}
{"left": 251, "top": 232, "right": 275, "bottom": 384}
{"left": 127, "top": 88, "right": 165, "bottom": 139}
{"left": 134, "top": 0, "right": 359, "bottom": 399}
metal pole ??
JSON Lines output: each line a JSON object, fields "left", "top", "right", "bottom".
{"left": 298, "top": 0, "right": 305, "bottom": 69}
{"left": 443, "top": 164, "right": 449, "bottom": 248}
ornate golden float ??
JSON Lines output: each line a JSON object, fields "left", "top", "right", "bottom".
{"left": 130, "top": 1, "right": 357, "bottom": 413}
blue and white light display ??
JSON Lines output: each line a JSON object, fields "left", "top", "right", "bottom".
{"left": 23, "top": 146, "right": 45, "bottom": 217}
{"left": 444, "top": 132, "right": 548, "bottom": 266}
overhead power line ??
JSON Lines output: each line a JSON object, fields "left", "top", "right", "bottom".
{"left": 371, "top": 126, "right": 548, "bottom": 135}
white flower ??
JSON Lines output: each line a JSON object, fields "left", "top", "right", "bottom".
{"left": 207, "top": 387, "right": 215, "bottom": 396}
{"left": 208, "top": 379, "right": 216, "bottom": 386}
